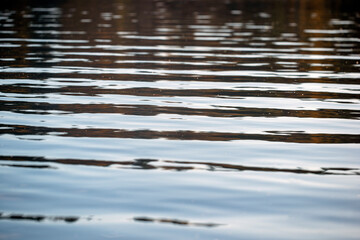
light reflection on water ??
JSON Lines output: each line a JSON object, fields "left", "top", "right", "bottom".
{"left": 0, "top": 0, "right": 360, "bottom": 239}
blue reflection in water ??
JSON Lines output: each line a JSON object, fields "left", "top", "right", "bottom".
{"left": 0, "top": 0, "right": 360, "bottom": 239}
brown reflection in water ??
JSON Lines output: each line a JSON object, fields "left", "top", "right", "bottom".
{"left": 1, "top": 124, "right": 359, "bottom": 144}
{"left": 1, "top": 156, "right": 359, "bottom": 176}
{"left": 1, "top": 0, "right": 358, "bottom": 75}
{"left": 0, "top": 163, "right": 55, "bottom": 169}
{"left": 133, "top": 216, "right": 222, "bottom": 228}
{"left": 164, "top": 160, "right": 360, "bottom": 176}
{"left": 297, "top": 0, "right": 329, "bottom": 73}
{"left": 1, "top": 101, "right": 359, "bottom": 120}
{"left": 2, "top": 72, "right": 360, "bottom": 85}
{"left": 0, "top": 212, "right": 79, "bottom": 223}
{"left": 1, "top": 85, "right": 359, "bottom": 100}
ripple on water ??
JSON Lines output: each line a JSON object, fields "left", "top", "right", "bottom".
{"left": 0, "top": 0, "right": 360, "bottom": 240}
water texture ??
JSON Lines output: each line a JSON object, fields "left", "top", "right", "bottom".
{"left": 0, "top": 0, "right": 359, "bottom": 239}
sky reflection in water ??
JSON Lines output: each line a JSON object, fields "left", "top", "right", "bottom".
{"left": 0, "top": 0, "right": 360, "bottom": 239}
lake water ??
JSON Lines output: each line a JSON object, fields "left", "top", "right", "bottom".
{"left": 0, "top": 0, "right": 359, "bottom": 239}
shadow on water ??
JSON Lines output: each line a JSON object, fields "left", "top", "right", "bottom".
{"left": 1, "top": 123, "right": 359, "bottom": 144}
{"left": 1, "top": 155, "right": 359, "bottom": 176}
{"left": 1, "top": 84, "right": 360, "bottom": 99}
{"left": 133, "top": 216, "right": 222, "bottom": 228}
{"left": 2, "top": 101, "right": 360, "bottom": 119}
{"left": 0, "top": 212, "right": 222, "bottom": 228}
{"left": 0, "top": 213, "right": 79, "bottom": 223}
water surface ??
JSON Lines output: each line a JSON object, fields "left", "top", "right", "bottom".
{"left": 0, "top": 0, "right": 360, "bottom": 239}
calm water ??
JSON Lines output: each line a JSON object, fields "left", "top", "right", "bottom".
{"left": 0, "top": 0, "right": 360, "bottom": 239}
